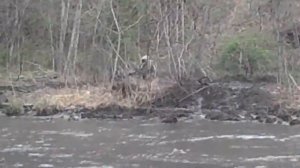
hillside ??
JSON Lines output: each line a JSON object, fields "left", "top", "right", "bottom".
{"left": 1, "top": 0, "right": 300, "bottom": 115}
{"left": 0, "top": 0, "right": 300, "bottom": 83}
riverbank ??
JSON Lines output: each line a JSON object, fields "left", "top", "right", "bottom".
{"left": 1, "top": 74, "right": 300, "bottom": 126}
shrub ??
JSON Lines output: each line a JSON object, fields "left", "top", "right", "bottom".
{"left": 5, "top": 97, "right": 23, "bottom": 116}
{"left": 217, "top": 32, "right": 277, "bottom": 77}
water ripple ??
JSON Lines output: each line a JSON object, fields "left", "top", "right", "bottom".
{"left": 39, "top": 131, "right": 93, "bottom": 138}
{"left": 244, "top": 155, "right": 300, "bottom": 162}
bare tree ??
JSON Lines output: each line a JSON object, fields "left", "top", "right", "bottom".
{"left": 0, "top": 0, "right": 299, "bottom": 87}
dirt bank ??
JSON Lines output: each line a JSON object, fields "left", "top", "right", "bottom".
{"left": 1, "top": 75, "right": 300, "bottom": 126}
{"left": 150, "top": 76, "right": 300, "bottom": 125}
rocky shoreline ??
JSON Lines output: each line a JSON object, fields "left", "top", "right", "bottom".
{"left": 149, "top": 77, "right": 300, "bottom": 126}
{"left": 1, "top": 75, "right": 300, "bottom": 126}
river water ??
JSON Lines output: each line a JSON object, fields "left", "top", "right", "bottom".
{"left": 0, "top": 115, "right": 299, "bottom": 168}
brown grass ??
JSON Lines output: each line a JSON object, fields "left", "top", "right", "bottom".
{"left": 262, "top": 83, "right": 300, "bottom": 109}
{"left": 19, "top": 77, "right": 164, "bottom": 110}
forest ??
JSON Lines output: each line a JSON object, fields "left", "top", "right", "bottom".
{"left": 2, "top": 1, "right": 300, "bottom": 167}
{"left": 1, "top": 0, "right": 300, "bottom": 122}
{"left": 1, "top": 0, "right": 300, "bottom": 84}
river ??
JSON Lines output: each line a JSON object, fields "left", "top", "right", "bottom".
{"left": 0, "top": 115, "right": 299, "bottom": 168}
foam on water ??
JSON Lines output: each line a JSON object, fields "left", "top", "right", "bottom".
{"left": 277, "top": 134, "right": 300, "bottom": 142}
{"left": 128, "top": 134, "right": 158, "bottom": 139}
{"left": 39, "top": 130, "right": 93, "bottom": 138}
{"left": 50, "top": 153, "right": 73, "bottom": 158}
{"left": 38, "top": 164, "right": 54, "bottom": 168}
{"left": 157, "top": 134, "right": 278, "bottom": 145}
{"left": 183, "top": 134, "right": 300, "bottom": 142}
{"left": 244, "top": 155, "right": 300, "bottom": 162}
{"left": 1, "top": 145, "right": 46, "bottom": 153}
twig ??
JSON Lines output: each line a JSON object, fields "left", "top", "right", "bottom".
{"left": 288, "top": 73, "right": 298, "bottom": 88}
{"left": 178, "top": 84, "right": 215, "bottom": 103}
{"left": 24, "top": 61, "right": 47, "bottom": 73}
{"left": 122, "top": 15, "right": 144, "bottom": 33}
{"left": 106, "top": 36, "right": 127, "bottom": 68}
{"left": 96, "top": 17, "right": 119, "bottom": 35}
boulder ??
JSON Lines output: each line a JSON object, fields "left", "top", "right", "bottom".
{"left": 161, "top": 115, "right": 178, "bottom": 123}
{"left": 290, "top": 119, "right": 300, "bottom": 126}
{"left": 0, "top": 92, "right": 8, "bottom": 104}
{"left": 265, "top": 117, "right": 277, "bottom": 124}
{"left": 277, "top": 113, "right": 292, "bottom": 122}
{"left": 204, "top": 110, "right": 241, "bottom": 121}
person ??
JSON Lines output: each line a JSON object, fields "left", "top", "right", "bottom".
{"left": 139, "top": 55, "right": 157, "bottom": 80}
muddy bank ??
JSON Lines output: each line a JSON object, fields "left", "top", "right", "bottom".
{"left": 1, "top": 75, "right": 300, "bottom": 126}
{"left": 150, "top": 77, "right": 300, "bottom": 125}
{"left": 1, "top": 102, "right": 193, "bottom": 123}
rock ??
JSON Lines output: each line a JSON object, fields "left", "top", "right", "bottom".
{"left": 68, "top": 113, "right": 81, "bottom": 121}
{"left": 289, "top": 109, "right": 300, "bottom": 117}
{"left": 23, "top": 104, "right": 34, "bottom": 113}
{"left": 244, "top": 113, "right": 255, "bottom": 120}
{"left": 204, "top": 110, "right": 240, "bottom": 121}
{"left": 254, "top": 115, "right": 265, "bottom": 123}
{"left": 267, "top": 104, "right": 280, "bottom": 116}
{"left": 197, "top": 76, "right": 211, "bottom": 86}
{"left": 35, "top": 106, "right": 60, "bottom": 116}
{"left": 119, "top": 113, "right": 134, "bottom": 119}
{"left": 0, "top": 93, "right": 8, "bottom": 104}
{"left": 290, "top": 119, "right": 300, "bottom": 126}
{"left": 161, "top": 116, "right": 178, "bottom": 123}
{"left": 277, "top": 113, "right": 292, "bottom": 122}
{"left": 177, "top": 113, "right": 189, "bottom": 118}
{"left": 222, "top": 108, "right": 243, "bottom": 121}
{"left": 265, "top": 117, "right": 277, "bottom": 124}
{"left": 0, "top": 93, "right": 8, "bottom": 115}
{"left": 204, "top": 110, "right": 225, "bottom": 121}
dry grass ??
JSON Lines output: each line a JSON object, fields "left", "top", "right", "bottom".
{"left": 19, "top": 77, "right": 164, "bottom": 111}
{"left": 262, "top": 83, "right": 300, "bottom": 109}
{"left": 4, "top": 96, "right": 24, "bottom": 115}
{"left": 0, "top": 69, "right": 170, "bottom": 113}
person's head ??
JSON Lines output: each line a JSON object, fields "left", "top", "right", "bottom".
{"left": 141, "top": 55, "right": 148, "bottom": 64}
